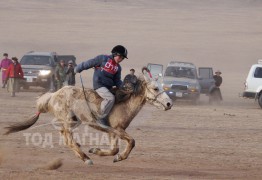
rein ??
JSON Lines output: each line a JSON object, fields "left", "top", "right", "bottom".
{"left": 80, "top": 73, "right": 89, "bottom": 102}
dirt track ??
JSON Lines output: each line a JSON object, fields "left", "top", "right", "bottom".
{"left": 0, "top": 86, "right": 262, "bottom": 179}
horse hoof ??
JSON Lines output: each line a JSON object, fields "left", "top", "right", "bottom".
{"left": 113, "top": 154, "right": 121, "bottom": 163}
{"left": 84, "top": 159, "right": 94, "bottom": 165}
{"left": 89, "top": 148, "right": 100, "bottom": 154}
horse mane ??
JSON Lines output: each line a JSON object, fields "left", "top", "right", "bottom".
{"left": 114, "top": 76, "right": 146, "bottom": 104}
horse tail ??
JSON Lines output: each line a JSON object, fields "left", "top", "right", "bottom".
{"left": 4, "top": 112, "right": 41, "bottom": 135}
{"left": 4, "top": 92, "right": 53, "bottom": 135}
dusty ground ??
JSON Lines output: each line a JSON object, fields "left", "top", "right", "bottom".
{"left": 0, "top": 84, "right": 262, "bottom": 180}
{"left": 1, "top": 0, "right": 262, "bottom": 179}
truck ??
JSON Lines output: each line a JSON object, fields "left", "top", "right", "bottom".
{"left": 147, "top": 61, "right": 215, "bottom": 104}
{"left": 20, "top": 51, "right": 76, "bottom": 91}
{"left": 242, "top": 59, "right": 262, "bottom": 108}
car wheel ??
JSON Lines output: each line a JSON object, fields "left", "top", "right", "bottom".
{"left": 258, "top": 94, "right": 262, "bottom": 109}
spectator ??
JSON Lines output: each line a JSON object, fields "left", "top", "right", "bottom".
{"left": 213, "top": 70, "right": 222, "bottom": 87}
{"left": 55, "top": 59, "right": 66, "bottom": 90}
{"left": 6, "top": 57, "right": 24, "bottom": 97}
{"left": 123, "top": 68, "right": 137, "bottom": 84}
{"left": 129, "top": 68, "right": 135, "bottom": 75}
{"left": 0, "top": 53, "right": 12, "bottom": 88}
{"left": 66, "top": 60, "right": 76, "bottom": 86}
{"left": 209, "top": 70, "right": 223, "bottom": 102}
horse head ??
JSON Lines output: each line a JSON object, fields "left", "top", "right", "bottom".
{"left": 142, "top": 67, "right": 173, "bottom": 110}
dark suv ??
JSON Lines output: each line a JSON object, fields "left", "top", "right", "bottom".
{"left": 20, "top": 51, "right": 57, "bottom": 91}
{"left": 20, "top": 51, "right": 76, "bottom": 91}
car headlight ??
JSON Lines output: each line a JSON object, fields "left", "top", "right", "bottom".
{"left": 162, "top": 84, "right": 171, "bottom": 91}
{"left": 188, "top": 85, "right": 199, "bottom": 92}
{"left": 39, "top": 70, "right": 51, "bottom": 76}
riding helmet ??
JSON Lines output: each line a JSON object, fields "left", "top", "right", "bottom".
{"left": 111, "top": 45, "right": 128, "bottom": 59}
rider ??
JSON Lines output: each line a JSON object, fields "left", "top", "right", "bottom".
{"left": 74, "top": 45, "right": 128, "bottom": 126}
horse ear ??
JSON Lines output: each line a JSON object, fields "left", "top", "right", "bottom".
{"left": 142, "top": 67, "right": 151, "bottom": 82}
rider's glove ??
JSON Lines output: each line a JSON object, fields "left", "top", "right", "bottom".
{"left": 74, "top": 67, "right": 79, "bottom": 74}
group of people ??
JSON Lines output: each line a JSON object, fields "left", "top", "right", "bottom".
{"left": 0, "top": 53, "right": 24, "bottom": 97}
{"left": 0, "top": 53, "right": 77, "bottom": 96}
{"left": 55, "top": 59, "right": 76, "bottom": 90}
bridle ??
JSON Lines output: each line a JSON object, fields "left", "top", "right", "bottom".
{"left": 142, "top": 67, "right": 166, "bottom": 105}
{"left": 145, "top": 82, "right": 166, "bottom": 105}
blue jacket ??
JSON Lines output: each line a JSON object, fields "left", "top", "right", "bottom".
{"left": 75, "top": 55, "right": 122, "bottom": 90}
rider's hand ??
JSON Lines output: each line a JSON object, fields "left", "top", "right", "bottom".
{"left": 74, "top": 67, "right": 79, "bottom": 74}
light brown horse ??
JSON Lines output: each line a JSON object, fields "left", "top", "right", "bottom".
{"left": 4, "top": 69, "right": 173, "bottom": 165}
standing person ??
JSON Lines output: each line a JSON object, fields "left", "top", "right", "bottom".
{"left": 129, "top": 68, "right": 135, "bottom": 76}
{"left": 6, "top": 57, "right": 24, "bottom": 97}
{"left": 209, "top": 70, "right": 223, "bottom": 103}
{"left": 74, "top": 45, "right": 128, "bottom": 126}
{"left": 65, "top": 60, "right": 76, "bottom": 86}
{"left": 213, "top": 70, "right": 223, "bottom": 87}
{"left": 118, "top": 68, "right": 138, "bottom": 100}
{"left": 55, "top": 59, "right": 66, "bottom": 90}
{"left": 0, "top": 53, "right": 12, "bottom": 88}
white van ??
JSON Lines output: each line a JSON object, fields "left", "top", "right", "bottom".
{"left": 242, "top": 60, "right": 262, "bottom": 108}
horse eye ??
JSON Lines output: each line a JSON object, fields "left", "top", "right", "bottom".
{"left": 154, "top": 88, "right": 159, "bottom": 91}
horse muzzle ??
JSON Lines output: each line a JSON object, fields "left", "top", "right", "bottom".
{"left": 163, "top": 101, "right": 173, "bottom": 111}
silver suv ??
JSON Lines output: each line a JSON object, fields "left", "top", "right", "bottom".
{"left": 162, "top": 61, "right": 201, "bottom": 102}
{"left": 147, "top": 62, "right": 215, "bottom": 104}
{"left": 20, "top": 51, "right": 57, "bottom": 91}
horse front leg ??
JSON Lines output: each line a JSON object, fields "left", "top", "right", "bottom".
{"left": 113, "top": 129, "right": 135, "bottom": 163}
{"left": 89, "top": 133, "right": 119, "bottom": 156}
{"left": 87, "top": 123, "right": 135, "bottom": 162}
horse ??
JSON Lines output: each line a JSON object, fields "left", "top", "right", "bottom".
{"left": 4, "top": 68, "right": 173, "bottom": 165}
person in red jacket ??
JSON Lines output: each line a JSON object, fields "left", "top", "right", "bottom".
{"left": 6, "top": 57, "right": 24, "bottom": 97}
{"left": 0, "top": 53, "right": 12, "bottom": 88}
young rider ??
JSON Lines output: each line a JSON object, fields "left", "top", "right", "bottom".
{"left": 74, "top": 45, "right": 128, "bottom": 126}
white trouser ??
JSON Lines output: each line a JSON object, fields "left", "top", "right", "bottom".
{"left": 95, "top": 87, "right": 115, "bottom": 118}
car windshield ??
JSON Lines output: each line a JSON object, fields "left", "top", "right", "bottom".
{"left": 20, "top": 55, "right": 52, "bottom": 65}
{"left": 164, "top": 66, "right": 196, "bottom": 79}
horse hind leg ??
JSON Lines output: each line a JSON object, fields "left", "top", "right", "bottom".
{"left": 89, "top": 133, "right": 119, "bottom": 156}
{"left": 61, "top": 127, "right": 93, "bottom": 165}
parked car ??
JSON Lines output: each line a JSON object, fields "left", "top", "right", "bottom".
{"left": 20, "top": 51, "right": 76, "bottom": 91}
{"left": 242, "top": 59, "right": 262, "bottom": 108}
{"left": 147, "top": 61, "right": 214, "bottom": 104}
